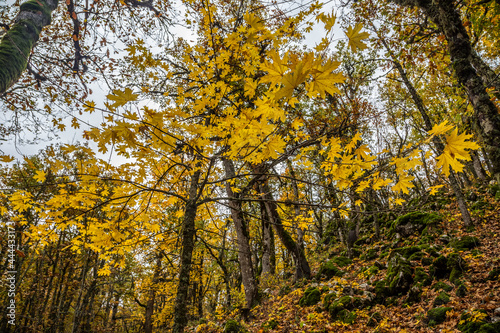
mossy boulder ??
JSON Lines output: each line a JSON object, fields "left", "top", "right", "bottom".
{"left": 433, "top": 291, "right": 451, "bottom": 306}
{"left": 456, "top": 283, "right": 467, "bottom": 297}
{"left": 447, "top": 253, "right": 466, "bottom": 284}
{"left": 328, "top": 295, "right": 364, "bottom": 320}
{"left": 390, "top": 212, "right": 442, "bottom": 237}
{"left": 386, "top": 253, "right": 413, "bottom": 295}
{"left": 426, "top": 307, "right": 453, "bottom": 327}
{"left": 414, "top": 267, "right": 432, "bottom": 286}
{"left": 361, "top": 248, "right": 379, "bottom": 261}
{"left": 316, "top": 260, "right": 344, "bottom": 280}
{"left": 332, "top": 256, "right": 352, "bottom": 268}
{"left": 223, "top": 319, "right": 247, "bottom": 333}
{"left": 323, "top": 292, "right": 337, "bottom": 309}
{"left": 299, "top": 287, "right": 321, "bottom": 307}
{"left": 430, "top": 255, "right": 449, "bottom": 279}
{"left": 393, "top": 245, "right": 421, "bottom": 259}
{"left": 451, "top": 236, "right": 480, "bottom": 250}
{"left": 457, "top": 310, "right": 490, "bottom": 333}
{"left": 404, "top": 286, "right": 422, "bottom": 304}
{"left": 336, "top": 309, "right": 357, "bottom": 324}
{"left": 433, "top": 281, "right": 453, "bottom": 292}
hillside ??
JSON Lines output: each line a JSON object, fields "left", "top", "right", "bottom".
{"left": 194, "top": 184, "right": 500, "bottom": 333}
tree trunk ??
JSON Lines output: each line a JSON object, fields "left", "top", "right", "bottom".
{"left": 260, "top": 200, "right": 276, "bottom": 275}
{"left": 390, "top": 0, "right": 500, "bottom": 182}
{"left": 0, "top": 0, "right": 59, "bottom": 94}
{"left": 145, "top": 255, "right": 162, "bottom": 333}
{"left": 223, "top": 159, "right": 258, "bottom": 310}
{"left": 172, "top": 168, "right": 201, "bottom": 333}
{"left": 378, "top": 33, "right": 474, "bottom": 227}
{"left": 257, "top": 177, "right": 311, "bottom": 281}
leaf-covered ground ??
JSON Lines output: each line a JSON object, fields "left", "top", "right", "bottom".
{"left": 191, "top": 184, "right": 500, "bottom": 333}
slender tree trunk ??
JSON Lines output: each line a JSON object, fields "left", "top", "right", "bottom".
{"left": 223, "top": 159, "right": 258, "bottom": 310}
{"left": 257, "top": 175, "right": 311, "bottom": 281}
{"left": 378, "top": 33, "right": 474, "bottom": 227}
{"left": 390, "top": 0, "right": 500, "bottom": 182}
{"left": 471, "top": 151, "right": 487, "bottom": 181}
{"left": 172, "top": 168, "right": 201, "bottom": 333}
{"left": 145, "top": 255, "right": 162, "bottom": 333}
{"left": 260, "top": 200, "right": 276, "bottom": 275}
{"left": 0, "top": 0, "right": 59, "bottom": 94}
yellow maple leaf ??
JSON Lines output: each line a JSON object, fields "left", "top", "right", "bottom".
{"left": 391, "top": 174, "right": 415, "bottom": 194}
{"left": 107, "top": 88, "right": 139, "bottom": 109}
{"left": 317, "top": 12, "right": 336, "bottom": 32}
{"left": 428, "top": 120, "right": 455, "bottom": 136}
{"left": 345, "top": 23, "right": 370, "bottom": 52}
{"left": 429, "top": 185, "right": 444, "bottom": 195}
{"left": 308, "top": 60, "right": 344, "bottom": 98}
{"left": 0, "top": 155, "right": 15, "bottom": 163}
{"left": 34, "top": 170, "right": 46, "bottom": 183}
{"left": 260, "top": 51, "right": 289, "bottom": 86}
{"left": 437, "top": 129, "right": 480, "bottom": 176}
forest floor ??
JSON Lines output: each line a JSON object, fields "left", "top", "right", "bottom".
{"left": 193, "top": 184, "right": 500, "bottom": 333}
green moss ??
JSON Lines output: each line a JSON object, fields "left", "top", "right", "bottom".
{"left": 414, "top": 267, "right": 432, "bottom": 286}
{"left": 361, "top": 248, "right": 379, "bottom": 260}
{"left": 433, "top": 291, "right": 450, "bottom": 306}
{"left": 405, "top": 286, "right": 422, "bottom": 304}
{"left": 332, "top": 256, "right": 352, "bottom": 268}
{"left": 457, "top": 310, "right": 489, "bottom": 333}
{"left": 451, "top": 236, "right": 480, "bottom": 250}
{"left": 430, "top": 255, "right": 449, "bottom": 279}
{"left": 433, "top": 281, "right": 453, "bottom": 292}
{"left": 299, "top": 287, "right": 321, "bottom": 307}
{"left": 390, "top": 212, "right": 442, "bottom": 237}
{"left": 447, "top": 253, "right": 466, "bottom": 284}
{"left": 477, "top": 322, "right": 500, "bottom": 333}
{"left": 456, "top": 283, "right": 467, "bottom": 297}
{"left": 337, "top": 309, "right": 357, "bottom": 324}
{"left": 386, "top": 254, "right": 413, "bottom": 295}
{"left": 322, "top": 292, "right": 337, "bottom": 308}
{"left": 223, "top": 319, "right": 247, "bottom": 333}
{"left": 426, "top": 307, "right": 452, "bottom": 327}
{"left": 421, "top": 257, "right": 433, "bottom": 266}
{"left": 316, "top": 260, "right": 344, "bottom": 280}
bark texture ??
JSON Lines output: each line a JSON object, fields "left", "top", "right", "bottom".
{"left": 0, "top": 0, "right": 59, "bottom": 94}
{"left": 172, "top": 169, "right": 201, "bottom": 333}
{"left": 223, "top": 159, "right": 258, "bottom": 310}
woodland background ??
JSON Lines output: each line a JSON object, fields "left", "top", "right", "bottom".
{"left": 0, "top": 0, "right": 500, "bottom": 332}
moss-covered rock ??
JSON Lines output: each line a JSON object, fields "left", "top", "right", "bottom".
{"left": 386, "top": 253, "right": 413, "bottom": 295}
{"left": 316, "top": 260, "right": 344, "bottom": 280}
{"left": 433, "top": 291, "right": 451, "bottom": 306}
{"left": 426, "top": 307, "right": 452, "bottom": 327}
{"left": 361, "top": 248, "right": 379, "bottom": 261}
{"left": 223, "top": 319, "right": 247, "bottom": 333}
{"left": 323, "top": 292, "right": 337, "bottom": 309}
{"left": 433, "top": 281, "right": 453, "bottom": 292}
{"left": 447, "top": 253, "right": 466, "bottom": 284}
{"left": 430, "top": 255, "right": 449, "bottom": 279}
{"left": 332, "top": 256, "right": 352, "bottom": 268}
{"left": 457, "top": 310, "right": 489, "bottom": 333}
{"left": 451, "top": 236, "right": 480, "bottom": 250}
{"left": 414, "top": 267, "right": 432, "bottom": 286}
{"left": 456, "top": 283, "right": 467, "bottom": 297}
{"left": 390, "top": 212, "right": 442, "bottom": 237}
{"left": 336, "top": 309, "right": 357, "bottom": 324}
{"left": 404, "top": 286, "right": 422, "bottom": 304}
{"left": 421, "top": 257, "right": 434, "bottom": 266}
{"left": 299, "top": 287, "right": 321, "bottom": 307}
{"left": 264, "top": 319, "right": 278, "bottom": 330}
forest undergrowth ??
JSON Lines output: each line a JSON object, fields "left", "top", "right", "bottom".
{"left": 194, "top": 184, "right": 500, "bottom": 333}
